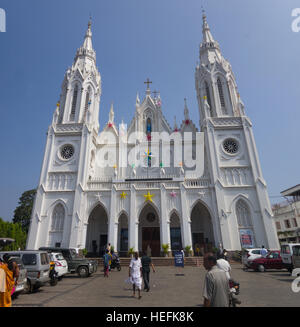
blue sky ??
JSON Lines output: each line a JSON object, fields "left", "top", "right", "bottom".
{"left": 0, "top": 0, "right": 300, "bottom": 221}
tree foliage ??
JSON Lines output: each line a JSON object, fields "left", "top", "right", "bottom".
{"left": 0, "top": 217, "right": 27, "bottom": 250}
{"left": 13, "top": 189, "right": 36, "bottom": 233}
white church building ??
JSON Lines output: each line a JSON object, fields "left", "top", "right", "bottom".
{"left": 26, "top": 14, "right": 279, "bottom": 256}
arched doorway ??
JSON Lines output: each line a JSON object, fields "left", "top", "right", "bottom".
{"left": 191, "top": 201, "right": 214, "bottom": 254}
{"left": 170, "top": 211, "right": 182, "bottom": 253}
{"left": 86, "top": 204, "right": 108, "bottom": 256}
{"left": 118, "top": 213, "right": 128, "bottom": 257}
{"left": 139, "top": 203, "right": 161, "bottom": 257}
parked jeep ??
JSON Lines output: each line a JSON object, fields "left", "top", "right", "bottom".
{"left": 39, "top": 247, "right": 97, "bottom": 277}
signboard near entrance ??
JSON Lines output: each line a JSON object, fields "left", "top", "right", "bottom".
{"left": 174, "top": 251, "right": 184, "bottom": 267}
{"left": 239, "top": 229, "right": 254, "bottom": 248}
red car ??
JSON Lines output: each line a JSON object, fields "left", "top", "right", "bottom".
{"left": 247, "top": 250, "right": 285, "bottom": 272}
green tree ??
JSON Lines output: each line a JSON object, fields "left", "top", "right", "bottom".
{"left": 13, "top": 189, "right": 36, "bottom": 233}
{"left": 0, "top": 218, "right": 27, "bottom": 250}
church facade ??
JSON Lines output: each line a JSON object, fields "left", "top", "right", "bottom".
{"left": 26, "top": 14, "right": 279, "bottom": 255}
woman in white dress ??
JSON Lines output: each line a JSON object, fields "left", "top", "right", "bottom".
{"left": 129, "top": 252, "right": 142, "bottom": 299}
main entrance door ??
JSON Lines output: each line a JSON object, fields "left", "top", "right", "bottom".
{"left": 142, "top": 227, "right": 160, "bottom": 257}
{"left": 139, "top": 203, "right": 161, "bottom": 257}
{"left": 191, "top": 201, "right": 214, "bottom": 254}
{"left": 86, "top": 203, "right": 108, "bottom": 256}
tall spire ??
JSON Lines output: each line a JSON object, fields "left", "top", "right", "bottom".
{"left": 75, "top": 19, "right": 96, "bottom": 62}
{"left": 184, "top": 98, "right": 190, "bottom": 121}
{"left": 82, "top": 19, "right": 93, "bottom": 51}
{"left": 109, "top": 102, "right": 114, "bottom": 123}
{"left": 199, "top": 11, "right": 222, "bottom": 65}
{"left": 202, "top": 10, "right": 215, "bottom": 44}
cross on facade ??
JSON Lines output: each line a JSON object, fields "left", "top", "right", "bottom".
{"left": 144, "top": 78, "right": 152, "bottom": 89}
{"left": 152, "top": 90, "right": 158, "bottom": 97}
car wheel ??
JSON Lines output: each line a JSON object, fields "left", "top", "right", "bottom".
{"left": 78, "top": 266, "right": 89, "bottom": 278}
{"left": 258, "top": 264, "right": 265, "bottom": 272}
{"left": 24, "top": 279, "right": 32, "bottom": 293}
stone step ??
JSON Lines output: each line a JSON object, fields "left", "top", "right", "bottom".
{"left": 89, "top": 257, "right": 198, "bottom": 266}
{"left": 87, "top": 256, "right": 239, "bottom": 267}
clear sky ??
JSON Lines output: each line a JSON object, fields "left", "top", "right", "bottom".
{"left": 0, "top": 0, "right": 300, "bottom": 221}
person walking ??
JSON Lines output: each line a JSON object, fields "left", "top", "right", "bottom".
{"left": 261, "top": 245, "right": 268, "bottom": 258}
{"left": 0, "top": 254, "right": 20, "bottom": 307}
{"left": 202, "top": 252, "right": 230, "bottom": 307}
{"left": 103, "top": 249, "right": 111, "bottom": 277}
{"left": 217, "top": 253, "right": 241, "bottom": 305}
{"left": 129, "top": 252, "right": 142, "bottom": 299}
{"left": 107, "top": 243, "right": 111, "bottom": 253}
{"left": 141, "top": 251, "right": 155, "bottom": 292}
{"left": 216, "top": 253, "right": 231, "bottom": 280}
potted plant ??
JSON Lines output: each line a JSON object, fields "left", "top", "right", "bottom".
{"left": 82, "top": 248, "right": 88, "bottom": 257}
{"left": 184, "top": 245, "right": 192, "bottom": 257}
{"left": 128, "top": 247, "right": 135, "bottom": 257}
{"left": 162, "top": 243, "right": 170, "bottom": 257}
{"left": 110, "top": 245, "right": 114, "bottom": 253}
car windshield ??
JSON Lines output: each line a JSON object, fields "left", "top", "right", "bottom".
{"left": 293, "top": 246, "right": 300, "bottom": 256}
{"left": 61, "top": 250, "right": 77, "bottom": 259}
{"left": 55, "top": 253, "right": 64, "bottom": 260}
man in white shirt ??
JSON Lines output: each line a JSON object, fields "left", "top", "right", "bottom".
{"left": 217, "top": 255, "right": 231, "bottom": 280}
{"left": 203, "top": 253, "right": 230, "bottom": 307}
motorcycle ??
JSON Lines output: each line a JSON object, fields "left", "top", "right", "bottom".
{"left": 229, "top": 279, "right": 241, "bottom": 307}
{"left": 110, "top": 256, "right": 121, "bottom": 271}
{"left": 49, "top": 261, "right": 58, "bottom": 286}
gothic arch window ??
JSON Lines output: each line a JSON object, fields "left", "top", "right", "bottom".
{"left": 146, "top": 117, "right": 152, "bottom": 134}
{"left": 83, "top": 87, "right": 91, "bottom": 120}
{"left": 70, "top": 84, "right": 78, "bottom": 120}
{"left": 204, "top": 81, "right": 212, "bottom": 108}
{"left": 51, "top": 203, "right": 65, "bottom": 232}
{"left": 58, "top": 90, "right": 67, "bottom": 124}
{"left": 217, "top": 78, "right": 226, "bottom": 109}
{"left": 236, "top": 199, "right": 252, "bottom": 228}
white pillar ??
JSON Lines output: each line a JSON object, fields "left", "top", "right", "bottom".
{"left": 108, "top": 187, "right": 117, "bottom": 249}
{"left": 180, "top": 184, "right": 193, "bottom": 249}
{"left": 160, "top": 185, "right": 171, "bottom": 254}
{"left": 129, "top": 185, "right": 139, "bottom": 251}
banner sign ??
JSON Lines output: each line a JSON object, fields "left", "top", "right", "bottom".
{"left": 174, "top": 251, "right": 184, "bottom": 267}
{"left": 239, "top": 229, "right": 255, "bottom": 248}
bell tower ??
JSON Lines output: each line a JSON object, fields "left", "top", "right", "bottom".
{"left": 27, "top": 21, "right": 102, "bottom": 249}
{"left": 57, "top": 20, "right": 101, "bottom": 129}
{"left": 195, "top": 12, "right": 279, "bottom": 250}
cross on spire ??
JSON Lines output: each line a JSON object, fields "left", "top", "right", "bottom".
{"left": 152, "top": 90, "right": 158, "bottom": 97}
{"left": 144, "top": 78, "right": 152, "bottom": 89}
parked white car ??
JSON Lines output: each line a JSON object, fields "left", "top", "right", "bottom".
{"left": 281, "top": 243, "right": 300, "bottom": 273}
{"left": 242, "top": 248, "right": 268, "bottom": 268}
{"left": 49, "top": 252, "right": 68, "bottom": 278}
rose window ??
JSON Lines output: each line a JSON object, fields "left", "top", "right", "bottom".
{"left": 60, "top": 145, "right": 74, "bottom": 160}
{"left": 223, "top": 139, "right": 238, "bottom": 154}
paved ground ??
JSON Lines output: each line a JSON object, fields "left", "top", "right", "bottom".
{"left": 12, "top": 264, "right": 300, "bottom": 307}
